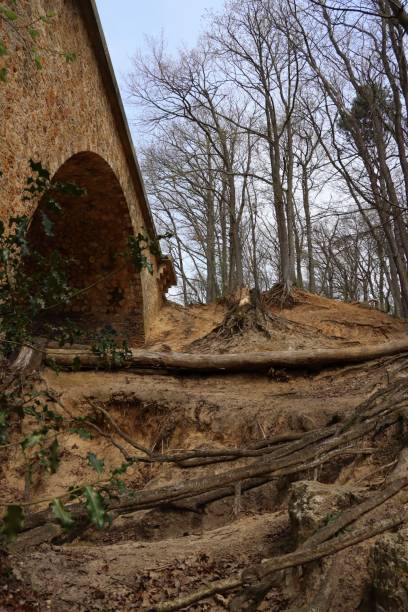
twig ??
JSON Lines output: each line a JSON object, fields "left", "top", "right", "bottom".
{"left": 84, "top": 420, "right": 134, "bottom": 462}
{"left": 86, "top": 399, "right": 151, "bottom": 456}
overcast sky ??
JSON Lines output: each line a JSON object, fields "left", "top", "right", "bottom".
{"left": 95, "top": 0, "right": 224, "bottom": 139}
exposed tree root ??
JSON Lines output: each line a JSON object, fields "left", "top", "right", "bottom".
{"left": 82, "top": 403, "right": 314, "bottom": 467}
{"left": 18, "top": 377, "right": 408, "bottom": 531}
{"left": 7, "top": 291, "right": 408, "bottom": 610}
{"left": 6, "top": 370, "right": 408, "bottom": 612}
{"left": 296, "top": 556, "right": 342, "bottom": 612}
{"left": 188, "top": 288, "right": 277, "bottom": 349}
{"left": 188, "top": 286, "right": 314, "bottom": 351}
{"left": 229, "top": 476, "right": 408, "bottom": 611}
{"left": 144, "top": 508, "right": 408, "bottom": 611}
{"left": 264, "top": 282, "right": 298, "bottom": 309}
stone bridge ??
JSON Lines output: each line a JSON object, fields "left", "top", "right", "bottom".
{"left": 0, "top": 0, "right": 175, "bottom": 345}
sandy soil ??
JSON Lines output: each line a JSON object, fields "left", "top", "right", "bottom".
{"left": 148, "top": 291, "right": 406, "bottom": 352}
{"left": 1, "top": 294, "right": 407, "bottom": 611}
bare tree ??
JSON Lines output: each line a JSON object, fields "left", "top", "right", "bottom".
{"left": 125, "top": 0, "right": 408, "bottom": 316}
{"left": 209, "top": 0, "right": 304, "bottom": 292}
{"left": 127, "top": 41, "right": 253, "bottom": 294}
{"left": 288, "top": 0, "right": 408, "bottom": 314}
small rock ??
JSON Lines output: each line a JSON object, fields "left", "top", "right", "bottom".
{"left": 288, "top": 480, "right": 363, "bottom": 544}
{"left": 369, "top": 526, "right": 408, "bottom": 611}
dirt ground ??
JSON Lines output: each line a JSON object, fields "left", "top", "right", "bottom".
{"left": 1, "top": 293, "right": 408, "bottom": 611}
{"left": 148, "top": 291, "right": 406, "bottom": 351}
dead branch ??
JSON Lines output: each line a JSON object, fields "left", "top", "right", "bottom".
{"left": 86, "top": 399, "right": 151, "bottom": 456}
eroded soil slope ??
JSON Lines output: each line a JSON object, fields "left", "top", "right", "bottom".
{"left": 1, "top": 294, "right": 408, "bottom": 611}
{"left": 148, "top": 291, "right": 406, "bottom": 351}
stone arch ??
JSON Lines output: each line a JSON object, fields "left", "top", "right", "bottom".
{"left": 27, "top": 151, "right": 145, "bottom": 345}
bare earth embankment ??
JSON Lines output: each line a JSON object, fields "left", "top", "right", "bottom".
{"left": 2, "top": 291, "right": 408, "bottom": 611}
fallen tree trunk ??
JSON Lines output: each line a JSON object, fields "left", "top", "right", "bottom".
{"left": 45, "top": 337, "right": 408, "bottom": 372}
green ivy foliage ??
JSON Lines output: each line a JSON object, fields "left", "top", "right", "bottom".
{"left": 0, "top": 161, "right": 166, "bottom": 541}
{"left": 0, "top": 160, "right": 84, "bottom": 356}
{"left": 128, "top": 231, "right": 173, "bottom": 274}
{"left": 0, "top": 2, "right": 76, "bottom": 82}
{"left": 90, "top": 325, "right": 132, "bottom": 369}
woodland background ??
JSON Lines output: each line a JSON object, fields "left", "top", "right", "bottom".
{"left": 127, "top": 0, "right": 408, "bottom": 317}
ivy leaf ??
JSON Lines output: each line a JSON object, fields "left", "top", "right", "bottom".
{"left": 40, "top": 212, "right": 54, "bottom": 237}
{"left": 84, "top": 486, "right": 106, "bottom": 529}
{"left": 42, "top": 406, "right": 63, "bottom": 426}
{"left": 28, "top": 28, "right": 39, "bottom": 40}
{"left": 0, "top": 410, "right": 7, "bottom": 428}
{"left": 0, "top": 505, "right": 24, "bottom": 540}
{"left": 0, "top": 39, "right": 7, "bottom": 57}
{"left": 64, "top": 52, "right": 76, "bottom": 63}
{"left": 87, "top": 452, "right": 104, "bottom": 474}
{"left": 51, "top": 499, "right": 74, "bottom": 530}
{"left": 28, "top": 159, "right": 50, "bottom": 179}
{"left": 127, "top": 234, "right": 153, "bottom": 274}
{"left": 33, "top": 53, "right": 42, "bottom": 70}
{"left": 55, "top": 180, "right": 85, "bottom": 197}
{"left": 0, "top": 414, "right": 7, "bottom": 446}
{"left": 0, "top": 6, "right": 18, "bottom": 20}
{"left": 0, "top": 67, "right": 7, "bottom": 82}
{"left": 69, "top": 427, "right": 92, "bottom": 440}
{"left": 112, "top": 461, "right": 133, "bottom": 476}
{"left": 111, "top": 477, "right": 127, "bottom": 495}
{"left": 48, "top": 438, "right": 60, "bottom": 473}
{"left": 21, "top": 431, "right": 44, "bottom": 450}
{"left": 72, "top": 356, "right": 81, "bottom": 371}
{"left": 45, "top": 197, "right": 62, "bottom": 214}
{"left": 46, "top": 357, "right": 60, "bottom": 373}
{"left": 41, "top": 10, "right": 56, "bottom": 20}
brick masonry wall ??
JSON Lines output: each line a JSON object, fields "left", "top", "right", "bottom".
{"left": 27, "top": 151, "right": 146, "bottom": 344}
{"left": 0, "top": 0, "right": 164, "bottom": 344}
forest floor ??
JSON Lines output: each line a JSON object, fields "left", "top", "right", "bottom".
{"left": 1, "top": 291, "right": 408, "bottom": 611}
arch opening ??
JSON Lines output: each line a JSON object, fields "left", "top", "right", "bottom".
{"left": 27, "top": 152, "right": 144, "bottom": 346}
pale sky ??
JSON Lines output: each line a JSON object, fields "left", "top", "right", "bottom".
{"left": 95, "top": 0, "right": 224, "bottom": 135}
{"left": 94, "top": 1, "right": 225, "bottom": 296}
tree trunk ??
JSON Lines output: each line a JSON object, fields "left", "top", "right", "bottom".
{"left": 302, "top": 165, "right": 316, "bottom": 292}
{"left": 46, "top": 338, "right": 408, "bottom": 372}
{"left": 285, "top": 119, "right": 297, "bottom": 285}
